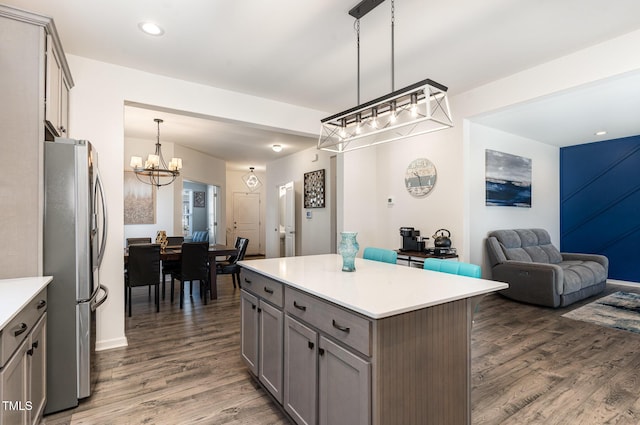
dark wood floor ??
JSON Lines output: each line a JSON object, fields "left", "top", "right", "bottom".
{"left": 41, "top": 279, "right": 640, "bottom": 425}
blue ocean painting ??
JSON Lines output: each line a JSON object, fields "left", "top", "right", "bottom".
{"left": 485, "top": 149, "right": 532, "bottom": 207}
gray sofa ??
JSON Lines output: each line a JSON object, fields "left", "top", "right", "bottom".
{"left": 486, "top": 229, "right": 608, "bottom": 308}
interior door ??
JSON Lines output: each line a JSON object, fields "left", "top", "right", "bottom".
{"left": 233, "top": 192, "right": 260, "bottom": 255}
{"left": 284, "top": 182, "right": 295, "bottom": 257}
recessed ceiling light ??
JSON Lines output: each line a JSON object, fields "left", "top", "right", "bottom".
{"left": 138, "top": 22, "right": 164, "bottom": 36}
{"left": 594, "top": 130, "right": 607, "bottom": 136}
{"left": 272, "top": 144, "right": 283, "bottom": 152}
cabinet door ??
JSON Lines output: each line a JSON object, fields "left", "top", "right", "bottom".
{"left": 284, "top": 316, "right": 317, "bottom": 425}
{"left": 240, "top": 290, "right": 259, "bottom": 375}
{"left": 59, "top": 76, "right": 69, "bottom": 136}
{"left": 45, "top": 34, "right": 61, "bottom": 135}
{"left": 318, "top": 336, "right": 370, "bottom": 425}
{"left": 0, "top": 338, "right": 29, "bottom": 425}
{"left": 28, "top": 314, "right": 47, "bottom": 425}
{"left": 259, "top": 300, "right": 283, "bottom": 403}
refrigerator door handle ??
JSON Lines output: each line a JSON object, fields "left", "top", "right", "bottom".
{"left": 94, "top": 170, "right": 108, "bottom": 268}
{"left": 79, "top": 284, "right": 100, "bottom": 305}
{"left": 92, "top": 285, "right": 109, "bottom": 311}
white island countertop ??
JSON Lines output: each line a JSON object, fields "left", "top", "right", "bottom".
{"left": 239, "top": 254, "right": 508, "bottom": 319}
{"left": 0, "top": 276, "right": 52, "bottom": 330}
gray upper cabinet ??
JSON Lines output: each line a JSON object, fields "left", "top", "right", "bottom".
{"left": 0, "top": 5, "right": 73, "bottom": 279}
{"left": 45, "top": 33, "right": 71, "bottom": 138}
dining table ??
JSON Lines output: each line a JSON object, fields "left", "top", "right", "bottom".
{"left": 124, "top": 243, "right": 238, "bottom": 300}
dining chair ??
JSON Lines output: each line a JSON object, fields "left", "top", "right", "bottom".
{"left": 126, "top": 237, "right": 152, "bottom": 246}
{"left": 216, "top": 238, "right": 249, "bottom": 288}
{"left": 171, "top": 242, "right": 210, "bottom": 309}
{"left": 166, "top": 236, "right": 184, "bottom": 247}
{"left": 161, "top": 236, "right": 185, "bottom": 299}
{"left": 423, "top": 258, "right": 481, "bottom": 278}
{"left": 126, "top": 244, "right": 161, "bottom": 317}
{"left": 363, "top": 247, "right": 398, "bottom": 264}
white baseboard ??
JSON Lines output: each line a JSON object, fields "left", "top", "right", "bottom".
{"left": 607, "top": 279, "right": 640, "bottom": 288}
{"left": 96, "top": 336, "right": 128, "bottom": 351}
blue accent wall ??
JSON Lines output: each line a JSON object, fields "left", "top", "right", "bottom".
{"left": 560, "top": 135, "right": 640, "bottom": 283}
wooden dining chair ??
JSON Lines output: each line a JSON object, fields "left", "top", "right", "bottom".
{"left": 171, "top": 242, "right": 210, "bottom": 309}
{"left": 126, "top": 244, "right": 161, "bottom": 317}
{"left": 216, "top": 238, "right": 249, "bottom": 288}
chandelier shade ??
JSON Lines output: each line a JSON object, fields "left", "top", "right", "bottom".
{"left": 318, "top": 0, "right": 453, "bottom": 153}
{"left": 130, "top": 118, "right": 182, "bottom": 188}
{"left": 318, "top": 78, "right": 453, "bottom": 153}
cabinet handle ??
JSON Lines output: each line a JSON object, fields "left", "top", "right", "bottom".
{"left": 32, "top": 341, "right": 39, "bottom": 349}
{"left": 318, "top": 348, "right": 325, "bottom": 356}
{"left": 332, "top": 320, "right": 350, "bottom": 333}
{"left": 263, "top": 286, "right": 274, "bottom": 294}
{"left": 308, "top": 341, "right": 314, "bottom": 350}
{"left": 244, "top": 278, "right": 252, "bottom": 284}
{"left": 257, "top": 307, "right": 262, "bottom": 313}
{"left": 14, "top": 323, "right": 28, "bottom": 337}
{"left": 37, "top": 300, "right": 47, "bottom": 310}
{"left": 293, "top": 301, "right": 307, "bottom": 311}
{"left": 27, "top": 347, "right": 34, "bottom": 356}
{"left": 251, "top": 304, "right": 256, "bottom": 310}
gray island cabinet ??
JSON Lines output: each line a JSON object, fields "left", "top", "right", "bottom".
{"left": 239, "top": 254, "right": 507, "bottom": 425}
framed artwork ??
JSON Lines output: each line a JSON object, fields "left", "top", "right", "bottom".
{"left": 193, "top": 191, "right": 206, "bottom": 208}
{"left": 485, "top": 149, "right": 532, "bottom": 207}
{"left": 404, "top": 158, "right": 437, "bottom": 198}
{"left": 304, "top": 169, "right": 326, "bottom": 208}
{"left": 124, "top": 171, "right": 156, "bottom": 224}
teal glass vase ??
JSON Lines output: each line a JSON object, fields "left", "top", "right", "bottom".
{"left": 338, "top": 231, "right": 359, "bottom": 272}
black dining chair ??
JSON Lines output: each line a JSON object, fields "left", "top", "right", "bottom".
{"left": 126, "top": 237, "right": 152, "bottom": 246}
{"left": 125, "top": 237, "right": 153, "bottom": 303}
{"left": 216, "top": 238, "right": 249, "bottom": 288}
{"left": 161, "top": 236, "right": 184, "bottom": 299}
{"left": 171, "top": 242, "right": 210, "bottom": 309}
{"left": 126, "top": 244, "right": 161, "bottom": 317}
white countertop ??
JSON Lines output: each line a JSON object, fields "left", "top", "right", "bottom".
{"left": 0, "top": 276, "right": 53, "bottom": 330}
{"left": 239, "top": 254, "right": 508, "bottom": 319}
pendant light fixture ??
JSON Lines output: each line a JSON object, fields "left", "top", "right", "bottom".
{"left": 242, "top": 167, "right": 262, "bottom": 192}
{"left": 130, "top": 118, "right": 182, "bottom": 188}
{"left": 318, "top": 0, "right": 453, "bottom": 153}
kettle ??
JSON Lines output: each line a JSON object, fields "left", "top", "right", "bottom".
{"left": 432, "top": 229, "right": 452, "bottom": 248}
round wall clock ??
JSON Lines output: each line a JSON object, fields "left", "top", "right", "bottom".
{"left": 404, "top": 158, "right": 437, "bottom": 198}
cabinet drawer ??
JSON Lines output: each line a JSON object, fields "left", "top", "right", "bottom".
{"left": 1, "top": 287, "right": 47, "bottom": 368}
{"left": 285, "top": 287, "right": 371, "bottom": 357}
{"left": 241, "top": 268, "right": 283, "bottom": 308}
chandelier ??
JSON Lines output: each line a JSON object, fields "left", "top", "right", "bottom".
{"left": 242, "top": 167, "right": 262, "bottom": 192}
{"left": 130, "top": 118, "right": 182, "bottom": 188}
{"left": 318, "top": 0, "right": 453, "bottom": 153}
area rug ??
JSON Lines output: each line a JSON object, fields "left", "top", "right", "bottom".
{"left": 562, "top": 291, "right": 640, "bottom": 335}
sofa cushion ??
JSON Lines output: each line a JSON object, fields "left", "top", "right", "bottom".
{"left": 489, "top": 229, "right": 562, "bottom": 264}
{"left": 560, "top": 260, "right": 608, "bottom": 293}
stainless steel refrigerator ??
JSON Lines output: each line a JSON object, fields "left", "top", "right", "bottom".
{"left": 43, "top": 138, "right": 108, "bottom": 414}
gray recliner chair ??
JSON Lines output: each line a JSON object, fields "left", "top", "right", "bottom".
{"left": 486, "top": 228, "right": 608, "bottom": 308}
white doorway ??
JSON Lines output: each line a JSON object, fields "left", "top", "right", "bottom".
{"left": 232, "top": 192, "right": 260, "bottom": 255}
{"left": 278, "top": 182, "right": 295, "bottom": 257}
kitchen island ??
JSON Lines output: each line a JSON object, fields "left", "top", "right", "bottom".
{"left": 238, "top": 254, "right": 507, "bottom": 425}
{"left": 0, "top": 276, "right": 51, "bottom": 425}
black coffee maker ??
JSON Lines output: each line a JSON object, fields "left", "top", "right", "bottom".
{"left": 399, "top": 227, "right": 425, "bottom": 252}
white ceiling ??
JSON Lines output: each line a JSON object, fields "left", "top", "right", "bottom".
{"left": 7, "top": 0, "right": 640, "bottom": 164}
